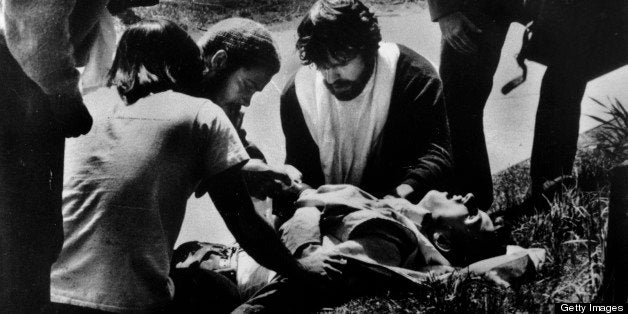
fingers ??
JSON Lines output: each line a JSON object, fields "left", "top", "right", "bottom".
{"left": 441, "top": 13, "right": 482, "bottom": 55}
{"left": 326, "top": 255, "right": 348, "bottom": 267}
{"left": 456, "top": 31, "right": 479, "bottom": 54}
{"left": 271, "top": 170, "right": 293, "bottom": 186}
{"left": 464, "top": 17, "right": 482, "bottom": 34}
{"left": 447, "top": 31, "right": 478, "bottom": 55}
{"left": 322, "top": 263, "right": 344, "bottom": 281}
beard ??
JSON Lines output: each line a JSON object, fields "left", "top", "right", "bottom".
{"left": 322, "top": 57, "right": 375, "bottom": 101}
{"left": 323, "top": 80, "right": 364, "bottom": 101}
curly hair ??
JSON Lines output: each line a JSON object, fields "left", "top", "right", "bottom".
{"left": 198, "top": 18, "right": 280, "bottom": 75}
{"left": 296, "top": 0, "right": 381, "bottom": 67}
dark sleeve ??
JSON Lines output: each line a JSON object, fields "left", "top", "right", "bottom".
{"left": 280, "top": 76, "right": 325, "bottom": 188}
{"left": 427, "top": 0, "right": 462, "bottom": 21}
{"left": 3, "top": 0, "right": 83, "bottom": 96}
{"left": 238, "top": 128, "right": 267, "bottom": 162}
{"left": 396, "top": 47, "right": 453, "bottom": 200}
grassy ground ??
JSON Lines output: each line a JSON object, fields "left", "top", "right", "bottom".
{"left": 129, "top": 0, "right": 425, "bottom": 30}
{"left": 327, "top": 99, "right": 628, "bottom": 312}
{"left": 125, "top": 3, "right": 626, "bottom": 312}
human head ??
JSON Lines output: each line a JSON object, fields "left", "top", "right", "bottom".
{"left": 418, "top": 191, "right": 504, "bottom": 266}
{"left": 107, "top": 19, "right": 204, "bottom": 104}
{"left": 197, "top": 18, "right": 280, "bottom": 124}
{"left": 296, "top": 0, "right": 381, "bottom": 100}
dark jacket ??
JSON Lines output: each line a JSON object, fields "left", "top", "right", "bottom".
{"left": 280, "top": 44, "right": 452, "bottom": 203}
{"left": 427, "top": 0, "right": 462, "bottom": 21}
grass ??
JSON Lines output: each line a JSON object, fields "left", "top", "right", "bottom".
{"left": 118, "top": 3, "right": 626, "bottom": 311}
{"left": 126, "top": 0, "right": 426, "bottom": 30}
{"left": 326, "top": 99, "right": 627, "bottom": 312}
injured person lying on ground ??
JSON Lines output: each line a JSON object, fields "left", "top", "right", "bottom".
{"left": 173, "top": 184, "right": 545, "bottom": 313}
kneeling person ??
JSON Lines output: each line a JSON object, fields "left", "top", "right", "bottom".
{"left": 50, "top": 20, "right": 339, "bottom": 313}
{"left": 282, "top": 0, "right": 452, "bottom": 203}
{"left": 196, "top": 18, "right": 302, "bottom": 200}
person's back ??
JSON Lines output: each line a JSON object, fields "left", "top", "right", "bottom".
{"left": 51, "top": 19, "right": 343, "bottom": 313}
{"left": 48, "top": 19, "right": 252, "bottom": 312}
{"left": 51, "top": 87, "right": 243, "bottom": 310}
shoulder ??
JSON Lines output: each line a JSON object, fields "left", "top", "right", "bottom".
{"left": 394, "top": 43, "right": 440, "bottom": 82}
{"left": 282, "top": 71, "right": 298, "bottom": 96}
{"left": 145, "top": 90, "right": 225, "bottom": 123}
{"left": 280, "top": 71, "right": 301, "bottom": 111}
{"left": 84, "top": 87, "right": 119, "bottom": 106}
{"left": 189, "top": 97, "right": 231, "bottom": 128}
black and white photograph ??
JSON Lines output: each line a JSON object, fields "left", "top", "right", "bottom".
{"left": 0, "top": 0, "right": 627, "bottom": 313}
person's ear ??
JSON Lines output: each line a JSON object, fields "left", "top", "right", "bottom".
{"left": 210, "top": 50, "right": 228, "bottom": 72}
{"left": 433, "top": 231, "right": 452, "bottom": 253}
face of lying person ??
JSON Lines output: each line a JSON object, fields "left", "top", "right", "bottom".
{"left": 418, "top": 191, "right": 496, "bottom": 265}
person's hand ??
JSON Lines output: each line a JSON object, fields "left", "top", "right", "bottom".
{"left": 295, "top": 249, "right": 347, "bottom": 284}
{"left": 243, "top": 160, "right": 302, "bottom": 199}
{"left": 283, "top": 164, "right": 303, "bottom": 184}
{"left": 49, "top": 92, "right": 93, "bottom": 138}
{"left": 438, "top": 11, "right": 482, "bottom": 55}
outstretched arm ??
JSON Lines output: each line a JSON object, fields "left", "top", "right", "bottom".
{"left": 387, "top": 55, "right": 453, "bottom": 202}
{"left": 280, "top": 77, "right": 325, "bottom": 188}
{"left": 206, "top": 167, "right": 345, "bottom": 281}
{"left": 207, "top": 166, "right": 304, "bottom": 277}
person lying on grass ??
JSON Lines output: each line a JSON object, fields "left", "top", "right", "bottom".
{"left": 173, "top": 184, "right": 508, "bottom": 313}
{"left": 49, "top": 19, "right": 344, "bottom": 314}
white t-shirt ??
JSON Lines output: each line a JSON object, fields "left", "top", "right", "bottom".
{"left": 50, "top": 87, "right": 249, "bottom": 311}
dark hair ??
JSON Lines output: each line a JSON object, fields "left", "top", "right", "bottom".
{"left": 296, "top": 0, "right": 381, "bottom": 67}
{"left": 107, "top": 19, "right": 205, "bottom": 104}
{"left": 198, "top": 18, "right": 280, "bottom": 75}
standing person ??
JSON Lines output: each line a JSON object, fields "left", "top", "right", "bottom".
{"left": 0, "top": 1, "right": 112, "bottom": 312}
{"left": 196, "top": 18, "right": 302, "bottom": 201}
{"left": 281, "top": 0, "right": 452, "bottom": 204}
{"left": 49, "top": 20, "right": 344, "bottom": 313}
{"left": 427, "top": 0, "right": 624, "bottom": 212}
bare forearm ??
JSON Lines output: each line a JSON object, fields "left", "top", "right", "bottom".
{"left": 208, "top": 169, "right": 302, "bottom": 277}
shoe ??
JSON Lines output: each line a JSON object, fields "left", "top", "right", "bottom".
{"left": 495, "top": 175, "right": 576, "bottom": 222}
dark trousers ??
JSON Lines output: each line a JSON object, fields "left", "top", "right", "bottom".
{"left": 50, "top": 268, "right": 240, "bottom": 314}
{"left": 0, "top": 40, "right": 65, "bottom": 313}
{"left": 169, "top": 267, "right": 241, "bottom": 314}
{"left": 440, "top": 7, "right": 588, "bottom": 210}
